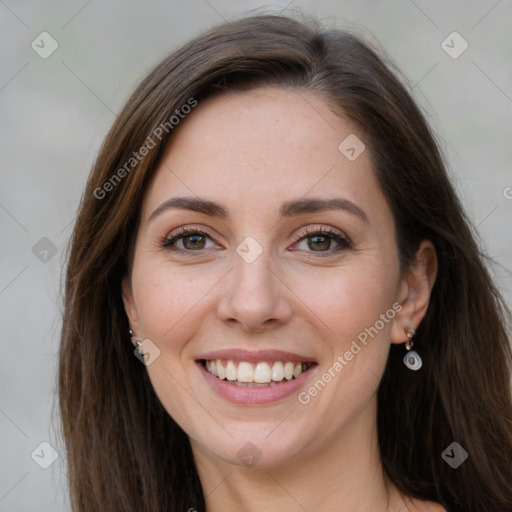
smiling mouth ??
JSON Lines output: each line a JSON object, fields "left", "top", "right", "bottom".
{"left": 200, "top": 359, "right": 315, "bottom": 387}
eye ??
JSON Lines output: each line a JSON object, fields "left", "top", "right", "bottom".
{"left": 292, "top": 227, "right": 351, "bottom": 256}
{"left": 161, "top": 226, "right": 351, "bottom": 257}
{"left": 161, "top": 227, "right": 219, "bottom": 253}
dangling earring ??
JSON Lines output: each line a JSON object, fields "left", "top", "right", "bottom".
{"left": 403, "top": 326, "right": 422, "bottom": 370}
{"left": 129, "top": 329, "right": 144, "bottom": 355}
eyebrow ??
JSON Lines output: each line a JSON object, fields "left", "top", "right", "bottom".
{"left": 148, "top": 196, "right": 369, "bottom": 224}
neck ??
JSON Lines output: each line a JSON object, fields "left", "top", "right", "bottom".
{"left": 191, "top": 398, "right": 406, "bottom": 512}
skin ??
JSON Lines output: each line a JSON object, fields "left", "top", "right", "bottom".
{"left": 123, "top": 87, "right": 440, "bottom": 511}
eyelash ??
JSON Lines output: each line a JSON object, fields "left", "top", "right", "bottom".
{"left": 161, "top": 227, "right": 212, "bottom": 255}
{"left": 161, "top": 226, "right": 352, "bottom": 257}
{"left": 292, "top": 227, "right": 352, "bottom": 257}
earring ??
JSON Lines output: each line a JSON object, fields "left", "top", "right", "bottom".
{"left": 129, "top": 329, "right": 144, "bottom": 355}
{"left": 403, "top": 326, "right": 422, "bottom": 370}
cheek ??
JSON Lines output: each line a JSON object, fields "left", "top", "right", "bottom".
{"left": 307, "top": 264, "right": 398, "bottom": 397}
{"left": 131, "top": 260, "right": 223, "bottom": 345}
{"left": 129, "top": 262, "right": 220, "bottom": 432}
{"left": 292, "top": 260, "right": 398, "bottom": 406}
{"left": 290, "top": 259, "right": 398, "bottom": 343}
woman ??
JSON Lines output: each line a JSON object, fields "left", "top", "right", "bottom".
{"left": 59, "top": 13, "right": 512, "bottom": 512}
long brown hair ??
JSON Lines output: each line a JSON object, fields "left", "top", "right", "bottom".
{"left": 58, "top": 13, "right": 512, "bottom": 511}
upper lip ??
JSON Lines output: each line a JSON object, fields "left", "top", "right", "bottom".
{"left": 196, "top": 348, "right": 317, "bottom": 363}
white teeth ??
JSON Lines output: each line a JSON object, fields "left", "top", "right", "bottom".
{"left": 237, "top": 362, "right": 254, "bottom": 382}
{"left": 254, "top": 362, "right": 272, "bottom": 383}
{"left": 271, "top": 361, "right": 285, "bottom": 381}
{"left": 210, "top": 360, "right": 217, "bottom": 377}
{"left": 284, "top": 362, "right": 295, "bottom": 380}
{"left": 205, "top": 359, "right": 311, "bottom": 384}
{"left": 226, "top": 360, "right": 237, "bottom": 381}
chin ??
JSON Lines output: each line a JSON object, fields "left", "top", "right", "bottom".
{"left": 189, "top": 417, "right": 321, "bottom": 469}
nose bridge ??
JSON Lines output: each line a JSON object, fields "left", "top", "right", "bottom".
{"left": 232, "top": 243, "right": 277, "bottom": 308}
{"left": 235, "top": 247, "right": 274, "bottom": 293}
{"left": 216, "top": 238, "right": 293, "bottom": 330}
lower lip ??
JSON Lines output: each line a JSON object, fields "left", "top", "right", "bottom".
{"left": 197, "top": 361, "right": 316, "bottom": 405}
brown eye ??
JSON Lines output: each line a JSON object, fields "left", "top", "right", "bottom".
{"left": 162, "top": 229, "right": 217, "bottom": 253}
{"left": 307, "top": 235, "right": 332, "bottom": 251}
{"left": 182, "top": 234, "right": 207, "bottom": 250}
{"left": 293, "top": 228, "right": 351, "bottom": 256}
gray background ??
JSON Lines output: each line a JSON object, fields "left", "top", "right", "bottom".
{"left": 1, "top": 0, "right": 511, "bottom": 510}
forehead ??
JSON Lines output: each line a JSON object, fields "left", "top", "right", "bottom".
{"left": 141, "top": 87, "right": 390, "bottom": 226}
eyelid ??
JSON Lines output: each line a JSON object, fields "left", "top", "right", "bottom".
{"left": 293, "top": 225, "right": 351, "bottom": 243}
{"left": 161, "top": 224, "right": 352, "bottom": 256}
{"left": 161, "top": 225, "right": 222, "bottom": 252}
{"left": 164, "top": 225, "right": 215, "bottom": 240}
{"left": 290, "top": 225, "right": 352, "bottom": 257}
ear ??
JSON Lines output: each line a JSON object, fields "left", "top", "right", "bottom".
{"left": 391, "top": 240, "right": 438, "bottom": 344}
{"left": 122, "top": 276, "right": 140, "bottom": 335}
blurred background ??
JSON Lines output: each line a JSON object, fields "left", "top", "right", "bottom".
{"left": 1, "top": 0, "right": 511, "bottom": 509}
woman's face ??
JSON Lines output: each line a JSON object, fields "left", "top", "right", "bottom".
{"left": 123, "top": 87, "right": 414, "bottom": 468}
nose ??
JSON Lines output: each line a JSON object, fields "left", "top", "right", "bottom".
{"left": 216, "top": 250, "right": 294, "bottom": 333}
